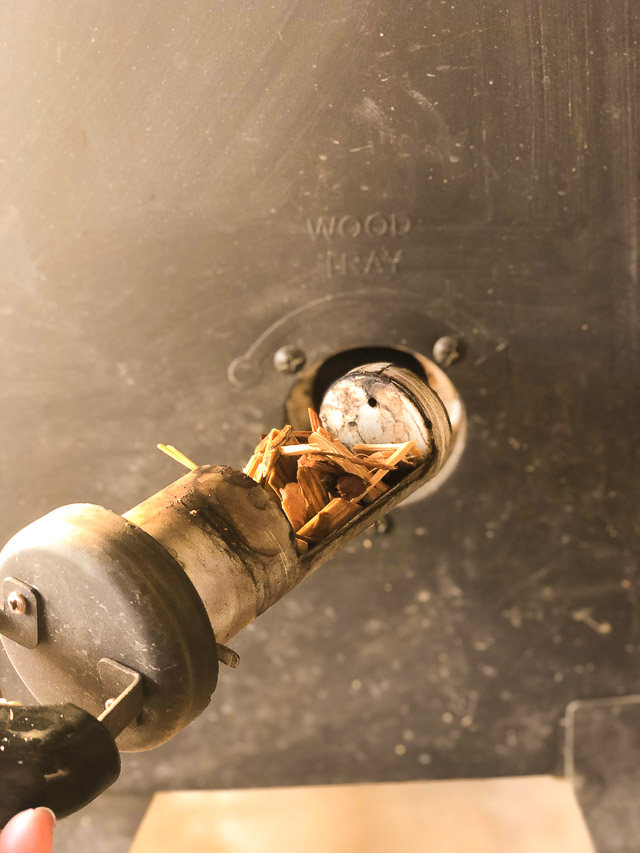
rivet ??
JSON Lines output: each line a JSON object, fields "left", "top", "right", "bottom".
{"left": 273, "top": 345, "right": 306, "bottom": 374}
{"left": 432, "top": 335, "right": 461, "bottom": 368}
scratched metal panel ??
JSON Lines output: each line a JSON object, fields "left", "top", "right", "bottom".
{"left": 566, "top": 696, "right": 640, "bottom": 853}
{"left": 0, "top": 0, "right": 638, "bottom": 830}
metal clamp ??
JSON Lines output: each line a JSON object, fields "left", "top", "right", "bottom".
{"left": 0, "top": 577, "right": 39, "bottom": 648}
{"left": 97, "top": 658, "right": 143, "bottom": 739}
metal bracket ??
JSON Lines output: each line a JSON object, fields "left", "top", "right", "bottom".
{"left": 564, "top": 695, "right": 640, "bottom": 853}
{"left": 97, "top": 658, "right": 143, "bottom": 739}
{"left": 216, "top": 643, "right": 240, "bottom": 668}
{"left": 0, "top": 577, "right": 39, "bottom": 649}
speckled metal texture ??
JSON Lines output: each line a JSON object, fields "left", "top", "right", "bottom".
{"left": 565, "top": 696, "right": 640, "bottom": 853}
{"left": 0, "top": 3, "right": 638, "bottom": 846}
{"left": 0, "top": 505, "right": 218, "bottom": 751}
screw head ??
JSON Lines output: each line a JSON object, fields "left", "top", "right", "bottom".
{"left": 7, "top": 591, "right": 27, "bottom": 616}
{"left": 273, "top": 345, "right": 306, "bottom": 374}
{"left": 374, "top": 516, "right": 393, "bottom": 535}
{"left": 432, "top": 335, "right": 460, "bottom": 368}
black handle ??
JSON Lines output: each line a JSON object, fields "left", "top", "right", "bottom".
{"left": 0, "top": 702, "right": 120, "bottom": 827}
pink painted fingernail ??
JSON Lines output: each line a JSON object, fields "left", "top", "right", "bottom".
{"left": 34, "top": 808, "right": 56, "bottom": 827}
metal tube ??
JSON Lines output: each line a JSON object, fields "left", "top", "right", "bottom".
{"left": 123, "top": 364, "right": 452, "bottom": 644}
{"left": 0, "top": 362, "right": 454, "bottom": 751}
{"left": 123, "top": 467, "right": 298, "bottom": 644}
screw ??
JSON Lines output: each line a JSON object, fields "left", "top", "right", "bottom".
{"left": 104, "top": 698, "right": 115, "bottom": 709}
{"left": 368, "top": 516, "right": 393, "bottom": 536}
{"left": 273, "top": 345, "right": 306, "bottom": 374}
{"left": 374, "top": 516, "right": 393, "bottom": 535}
{"left": 432, "top": 335, "right": 461, "bottom": 368}
{"left": 7, "top": 592, "right": 27, "bottom": 616}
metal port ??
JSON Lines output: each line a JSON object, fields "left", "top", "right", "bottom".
{"left": 284, "top": 345, "right": 466, "bottom": 503}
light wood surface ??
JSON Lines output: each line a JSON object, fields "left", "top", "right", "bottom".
{"left": 131, "top": 776, "right": 595, "bottom": 853}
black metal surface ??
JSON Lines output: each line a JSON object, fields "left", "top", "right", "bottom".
{"left": 565, "top": 696, "right": 640, "bottom": 853}
{"left": 0, "top": 505, "right": 218, "bottom": 751}
{"left": 0, "top": 703, "right": 120, "bottom": 827}
{"left": 0, "top": 2, "right": 638, "bottom": 848}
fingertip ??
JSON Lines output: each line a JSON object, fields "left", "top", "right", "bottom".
{"left": 32, "top": 808, "right": 56, "bottom": 830}
{"left": 0, "top": 807, "right": 55, "bottom": 853}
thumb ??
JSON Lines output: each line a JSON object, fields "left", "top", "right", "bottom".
{"left": 0, "top": 809, "right": 55, "bottom": 853}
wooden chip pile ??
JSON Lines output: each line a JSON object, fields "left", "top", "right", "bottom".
{"left": 243, "top": 409, "right": 421, "bottom": 552}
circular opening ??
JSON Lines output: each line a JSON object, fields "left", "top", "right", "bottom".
{"left": 309, "top": 346, "right": 425, "bottom": 411}
{"left": 284, "top": 345, "right": 466, "bottom": 504}
{"left": 367, "top": 397, "right": 377, "bottom": 407}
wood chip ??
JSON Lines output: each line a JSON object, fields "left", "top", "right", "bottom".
{"left": 274, "top": 453, "right": 299, "bottom": 484}
{"left": 353, "top": 443, "right": 422, "bottom": 465}
{"left": 352, "top": 443, "right": 416, "bottom": 453}
{"left": 280, "top": 482, "right": 310, "bottom": 531}
{"left": 296, "top": 497, "right": 362, "bottom": 541}
{"left": 243, "top": 452, "right": 262, "bottom": 478}
{"left": 255, "top": 425, "right": 293, "bottom": 482}
{"left": 385, "top": 440, "right": 418, "bottom": 466}
{"left": 297, "top": 465, "right": 329, "bottom": 515}
{"left": 308, "top": 409, "right": 322, "bottom": 432}
{"left": 336, "top": 474, "right": 368, "bottom": 500}
{"left": 357, "top": 441, "right": 417, "bottom": 500}
{"left": 279, "top": 444, "right": 321, "bottom": 455}
{"left": 157, "top": 444, "right": 199, "bottom": 471}
{"left": 297, "top": 455, "right": 343, "bottom": 476}
{"left": 267, "top": 468, "right": 287, "bottom": 493}
{"left": 243, "top": 414, "right": 422, "bottom": 550}
{"left": 351, "top": 454, "right": 395, "bottom": 471}
{"left": 360, "top": 480, "right": 390, "bottom": 504}
{"left": 308, "top": 436, "right": 375, "bottom": 479}
{"left": 256, "top": 429, "right": 278, "bottom": 453}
